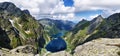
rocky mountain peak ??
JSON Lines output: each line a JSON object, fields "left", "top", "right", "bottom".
{"left": 0, "top": 2, "right": 16, "bottom": 9}
{"left": 23, "top": 10, "right": 30, "bottom": 15}
{"left": 107, "top": 13, "right": 120, "bottom": 25}
{"left": 0, "top": 2, "right": 45, "bottom": 52}
{"left": 81, "top": 19, "right": 87, "bottom": 22}
{"left": 0, "top": 2, "right": 30, "bottom": 16}
{"left": 87, "top": 15, "right": 103, "bottom": 34}
{"left": 91, "top": 15, "right": 103, "bottom": 23}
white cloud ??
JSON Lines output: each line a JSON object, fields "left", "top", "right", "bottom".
{"left": 89, "top": 14, "right": 99, "bottom": 20}
{"left": 74, "top": 0, "right": 120, "bottom": 14}
{"left": 0, "top": 0, "right": 76, "bottom": 20}
{"left": 102, "top": 9, "right": 120, "bottom": 17}
{"left": 52, "top": 13, "right": 83, "bottom": 22}
{"left": 52, "top": 13, "right": 75, "bottom": 20}
{"left": 0, "top": 0, "right": 120, "bottom": 22}
{"left": 50, "top": 1, "right": 75, "bottom": 14}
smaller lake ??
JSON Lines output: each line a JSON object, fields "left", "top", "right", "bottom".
{"left": 45, "top": 32, "right": 67, "bottom": 52}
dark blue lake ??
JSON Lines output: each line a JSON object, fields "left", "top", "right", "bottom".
{"left": 45, "top": 32, "right": 67, "bottom": 52}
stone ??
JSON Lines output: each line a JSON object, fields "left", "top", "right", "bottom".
{"left": 10, "top": 45, "right": 37, "bottom": 54}
{"left": 74, "top": 38, "right": 120, "bottom": 56}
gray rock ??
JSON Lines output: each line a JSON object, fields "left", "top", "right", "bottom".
{"left": 0, "top": 2, "right": 22, "bottom": 16}
{"left": 47, "top": 51, "right": 72, "bottom": 56}
{"left": 74, "top": 38, "right": 120, "bottom": 56}
{"left": 10, "top": 45, "right": 37, "bottom": 54}
{"left": 0, "top": 45, "right": 37, "bottom": 56}
{"left": 87, "top": 15, "right": 103, "bottom": 34}
{"left": 23, "top": 10, "right": 30, "bottom": 15}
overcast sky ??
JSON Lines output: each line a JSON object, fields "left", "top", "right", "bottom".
{"left": 0, "top": 0, "right": 120, "bottom": 22}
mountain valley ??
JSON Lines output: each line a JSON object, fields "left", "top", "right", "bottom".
{"left": 0, "top": 2, "right": 120, "bottom": 56}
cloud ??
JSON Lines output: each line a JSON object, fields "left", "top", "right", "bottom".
{"left": 89, "top": 14, "right": 99, "bottom": 20}
{"left": 52, "top": 13, "right": 75, "bottom": 20}
{"left": 0, "top": 0, "right": 76, "bottom": 20}
{"left": 102, "top": 9, "right": 120, "bottom": 17}
{"left": 0, "top": 0, "right": 120, "bottom": 22}
{"left": 50, "top": 1, "right": 75, "bottom": 14}
{"left": 73, "top": 0, "right": 120, "bottom": 13}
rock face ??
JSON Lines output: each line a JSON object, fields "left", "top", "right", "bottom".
{"left": 0, "top": 2, "right": 45, "bottom": 52}
{"left": 0, "top": 27, "right": 11, "bottom": 49}
{"left": 0, "top": 2, "right": 22, "bottom": 16}
{"left": 0, "top": 45, "right": 36, "bottom": 56}
{"left": 74, "top": 38, "right": 120, "bottom": 56}
{"left": 10, "top": 45, "right": 37, "bottom": 54}
{"left": 87, "top": 15, "right": 103, "bottom": 34}
{"left": 22, "top": 10, "right": 30, "bottom": 15}
{"left": 47, "top": 51, "right": 72, "bottom": 56}
{"left": 105, "top": 13, "right": 120, "bottom": 38}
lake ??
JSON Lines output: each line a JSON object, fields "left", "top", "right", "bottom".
{"left": 45, "top": 32, "right": 67, "bottom": 52}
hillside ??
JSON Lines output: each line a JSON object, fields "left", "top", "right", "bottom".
{"left": 0, "top": 2, "right": 45, "bottom": 54}
{"left": 65, "top": 13, "right": 120, "bottom": 52}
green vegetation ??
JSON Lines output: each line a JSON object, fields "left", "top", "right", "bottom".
{"left": 0, "top": 7, "right": 44, "bottom": 50}
{"left": 65, "top": 21, "right": 90, "bottom": 52}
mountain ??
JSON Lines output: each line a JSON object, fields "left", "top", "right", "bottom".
{"left": 64, "top": 15, "right": 104, "bottom": 51}
{"left": 1, "top": 2, "right": 120, "bottom": 56}
{"left": 65, "top": 13, "right": 120, "bottom": 53}
{"left": 0, "top": 2, "right": 45, "bottom": 53}
{"left": 83, "top": 13, "right": 120, "bottom": 43}
{"left": 38, "top": 18, "right": 75, "bottom": 35}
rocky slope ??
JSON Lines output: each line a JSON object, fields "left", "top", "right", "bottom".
{"left": 0, "top": 2, "right": 45, "bottom": 53}
{"left": 74, "top": 38, "right": 120, "bottom": 56}
{"left": 0, "top": 45, "right": 37, "bottom": 56}
{"left": 65, "top": 13, "right": 120, "bottom": 52}
{"left": 65, "top": 15, "right": 103, "bottom": 51}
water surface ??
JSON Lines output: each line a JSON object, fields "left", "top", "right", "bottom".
{"left": 45, "top": 32, "right": 67, "bottom": 52}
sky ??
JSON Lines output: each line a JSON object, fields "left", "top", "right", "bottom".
{"left": 0, "top": 0, "right": 120, "bottom": 22}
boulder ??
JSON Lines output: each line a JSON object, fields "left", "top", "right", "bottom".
{"left": 74, "top": 38, "right": 120, "bottom": 56}
{"left": 10, "top": 45, "right": 37, "bottom": 54}
{"left": 0, "top": 45, "right": 36, "bottom": 56}
{"left": 47, "top": 51, "right": 72, "bottom": 56}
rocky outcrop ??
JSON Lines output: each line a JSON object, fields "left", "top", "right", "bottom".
{"left": 22, "top": 10, "right": 31, "bottom": 15}
{"left": 10, "top": 45, "right": 37, "bottom": 54}
{"left": 74, "top": 38, "right": 120, "bottom": 56}
{"left": 0, "top": 45, "right": 36, "bottom": 56}
{"left": 87, "top": 15, "right": 103, "bottom": 34}
{"left": 0, "top": 2, "right": 22, "bottom": 16}
{"left": 46, "top": 51, "right": 72, "bottom": 56}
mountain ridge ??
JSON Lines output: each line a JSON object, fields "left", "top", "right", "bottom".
{"left": 0, "top": 2, "right": 46, "bottom": 54}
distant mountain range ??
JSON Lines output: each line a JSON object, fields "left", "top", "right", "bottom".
{"left": 38, "top": 18, "right": 76, "bottom": 35}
